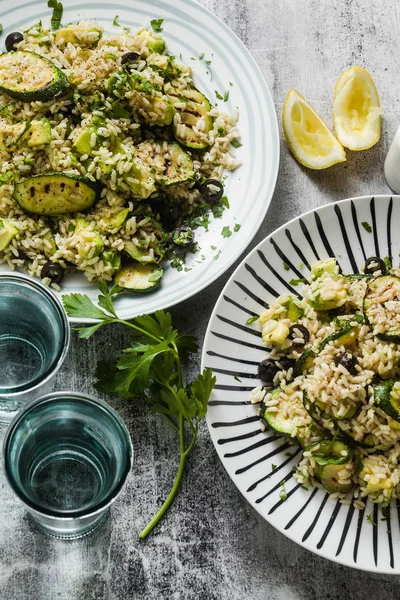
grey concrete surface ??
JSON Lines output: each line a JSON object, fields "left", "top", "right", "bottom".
{"left": 1, "top": 0, "right": 400, "bottom": 598}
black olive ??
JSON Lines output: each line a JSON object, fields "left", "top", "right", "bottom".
{"left": 41, "top": 261, "right": 64, "bottom": 285}
{"left": 172, "top": 226, "right": 195, "bottom": 248}
{"left": 336, "top": 352, "right": 358, "bottom": 376}
{"left": 121, "top": 51, "right": 140, "bottom": 65}
{"left": 5, "top": 32, "right": 23, "bottom": 52}
{"left": 364, "top": 256, "right": 386, "bottom": 275}
{"left": 278, "top": 357, "right": 296, "bottom": 371}
{"left": 199, "top": 179, "right": 224, "bottom": 204}
{"left": 159, "top": 205, "right": 180, "bottom": 231}
{"left": 257, "top": 359, "right": 280, "bottom": 384}
{"left": 288, "top": 324, "right": 309, "bottom": 347}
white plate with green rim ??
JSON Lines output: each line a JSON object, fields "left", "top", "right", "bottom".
{"left": 0, "top": 0, "right": 279, "bottom": 322}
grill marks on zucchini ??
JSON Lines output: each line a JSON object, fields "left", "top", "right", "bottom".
{"left": 13, "top": 173, "right": 99, "bottom": 215}
{"left": 0, "top": 51, "right": 68, "bottom": 102}
{"left": 167, "top": 86, "right": 213, "bottom": 149}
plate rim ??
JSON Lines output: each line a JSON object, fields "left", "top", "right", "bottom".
{"left": 202, "top": 193, "right": 400, "bottom": 575}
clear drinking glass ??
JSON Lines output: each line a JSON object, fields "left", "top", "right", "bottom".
{"left": 3, "top": 392, "right": 133, "bottom": 539}
{"left": 0, "top": 272, "right": 70, "bottom": 422}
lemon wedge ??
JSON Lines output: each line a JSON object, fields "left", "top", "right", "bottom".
{"left": 333, "top": 66, "right": 381, "bottom": 150}
{"left": 282, "top": 89, "right": 346, "bottom": 169}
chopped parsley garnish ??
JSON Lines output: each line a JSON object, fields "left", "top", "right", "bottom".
{"left": 246, "top": 315, "right": 259, "bottom": 325}
{"left": 233, "top": 223, "right": 241, "bottom": 232}
{"left": 221, "top": 225, "right": 232, "bottom": 238}
{"left": 215, "top": 90, "right": 223, "bottom": 100}
{"left": 233, "top": 376, "right": 242, "bottom": 382}
{"left": 283, "top": 262, "right": 290, "bottom": 271}
{"left": 384, "top": 256, "right": 392, "bottom": 270}
{"left": 298, "top": 262, "right": 304, "bottom": 269}
{"left": 289, "top": 277, "right": 307, "bottom": 286}
{"left": 210, "top": 245, "right": 217, "bottom": 251}
{"left": 279, "top": 481, "right": 287, "bottom": 501}
{"left": 366, "top": 512, "right": 376, "bottom": 526}
{"left": 231, "top": 139, "right": 242, "bottom": 148}
{"left": 48, "top": 0, "right": 63, "bottom": 30}
{"left": 0, "top": 24, "right": 3, "bottom": 35}
{"left": 105, "top": 53, "right": 117, "bottom": 60}
{"left": 199, "top": 52, "right": 205, "bottom": 60}
{"left": 213, "top": 250, "right": 222, "bottom": 260}
{"left": 271, "top": 464, "right": 277, "bottom": 471}
{"left": 221, "top": 196, "right": 229, "bottom": 208}
{"left": 205, "top": 60, "right": 211, "bottom": 65}
{"left": 361, "top": 221, "right": 372, "bottom": 233}
{"left": 223, "top": 90, "right": 229, "bottom": 102}
{"left": 113, "top": 15, "right": 120, "bottom": 27}
{"left": 151, "top": 18, "right": 164, "bottom": 32}
{"left": 0, "top": 171, "right": 13, "bottom": 184}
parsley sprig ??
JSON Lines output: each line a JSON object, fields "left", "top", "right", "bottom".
{"left": 62, "top": 283, "right": 216, "bottom": 539}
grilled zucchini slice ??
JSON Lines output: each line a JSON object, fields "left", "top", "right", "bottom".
{"left": 0, "top": 51, "right": 68, "bottom": 102}
{"left": 13, "top": 173, "right": 99, "bottom": 215}
{"left": 114, "top": 262, "right": 163, "bottom": 292}
{"left": 373, "top": 380, "right": 400, "bottom": 422}
{"left": 364, "top": 275, "right": 400, "bottom": 342}
{"left": 167, "top": 86, "right": 213, "bottom": 150}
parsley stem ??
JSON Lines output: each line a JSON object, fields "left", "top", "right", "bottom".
{"left": 107, "top": 318, "right": 161, "bottom": 343}
{"left": 139, "top": 414, "right": 186, "bottom": 540}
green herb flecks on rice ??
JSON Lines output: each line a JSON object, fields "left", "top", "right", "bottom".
{"left": 252, "top": 257, "right": 400, "bottom": 509}
{"left": 0, "top": 18, "right": 241, "bottom": 288}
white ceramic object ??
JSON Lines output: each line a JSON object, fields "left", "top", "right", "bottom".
{"left": 202, "top": 195, "right": 400, "bottom": 574}
{"left": 0, "top": 0, "right": 279, "bottom": 322}
{"left": 385, "top": 125, "right": 400, "bottom": 193}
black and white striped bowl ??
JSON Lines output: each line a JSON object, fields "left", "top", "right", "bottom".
{"left": 202, "top": 195, "right": 400, "bottom": 574}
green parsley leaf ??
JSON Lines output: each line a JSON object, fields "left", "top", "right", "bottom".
{"left": 233, "top": 375, "right": 242, "bottom": 382}
{"left": 381, "top": 506, "right": 389, "bottom": 521}
{"left": 233, "top": 223, "right": 241, "bottom": 232}
{"left": 283, "top": 262, "right": 290, "bottom": 271}
{"left": 279, "top": 481, "right": 287, "bottom": 501}
{"left": 205, "top": 60, "right": 211, "bottom": 65}
{"left": 215, "top": 90, "right": 223, "bottom": 100}
{"left": 62, "top": 292, "right": 112, "bottom": 323}
{"left": 48, "top": 0, "right": 63, "bottom": 30}
{"left": 105, "top": 53, "right": 117, "bottom": 60}
{"left": 271, "top": 464, "right": 277, "bottom": 471}
{"left": 366, "top": 513, "right": 376, "bottom": 526}
{"left": 246, "top": 314, "right": 259, "bottom": 325}
{"left": 298, "top": 262, "right": 304, "bottom": 269}
{"left": 151, "top": 18, "right": 164, "bottom": 32}
{"left": 361, "top": 221, "right": 372, "bottom": 233}
{"left": 221, "top": 225, "right": 232, "bottom": 238}
{"left": 229, "top": 81, "right": 233, "bottom": 86}
{"left": 199, "top": 52, "right": 205, "bottom": 60}
{"left": 231, "top": 139, "right": 242, "bottom": 148}
{"left": 221, "top": 196, "right": 229, "bottom": 208}
{"left": 223, "top": 90, "right": 229, "bottom": 102}
{"left": 289, "top": 277, "right": 307, "bottom": 286}
{"left": 384, "top": 256, "right": 392, "bottom": 270}
{"left": 210, "top": 245, "right": 217, "bottom": 251}
{"left": 113, "top": 15, "right": 120, "bottom": 26}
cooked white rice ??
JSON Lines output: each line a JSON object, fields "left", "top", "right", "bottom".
{"left": 251, "top": 258, "right": 400, "bottom": 508}
{"left": 0, "top": 19, "right": 241, "bottom": 284}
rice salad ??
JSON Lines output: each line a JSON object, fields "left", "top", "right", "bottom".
{"left": 251, "top": 256, "right": 400, "bottom": 509}
{"left": 0, "top": 19, "right": 241, "bottom": 292}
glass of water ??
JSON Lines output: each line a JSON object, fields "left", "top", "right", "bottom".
{"left": 3, "top": 392, "right": 133, "bottom": 539}
{"left": 0, "top": 272, "right": 70, "bottom": 422}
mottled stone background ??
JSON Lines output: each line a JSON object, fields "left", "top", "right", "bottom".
{"left": 1, "top": 0, "right": 399, "bottom": 598}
